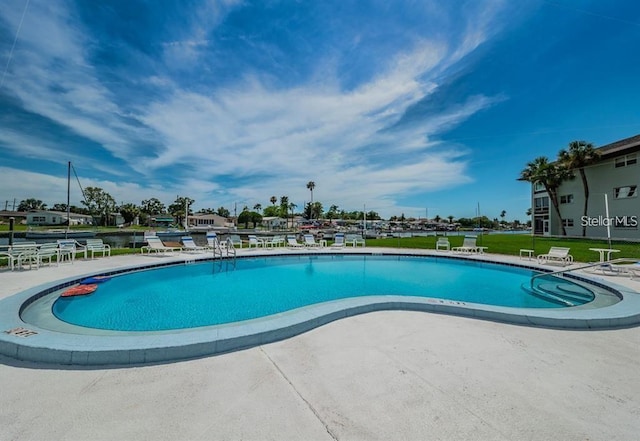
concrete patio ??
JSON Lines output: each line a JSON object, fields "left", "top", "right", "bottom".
{"left": 1, "top": 250, "right": 639, "bottom": 440}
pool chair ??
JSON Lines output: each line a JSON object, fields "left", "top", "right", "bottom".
{"left": 85, "top": 238, "right": 111, "bottom": 258}
{"left": 206, "top": 232, "right": 223, "bottom": 250}
{"left": 264, "top": 235, "right": 285, "bottom": 248}
{"left": 36, "top": 242, "right": 61, "bottom": 267}
{"left": 330, "top": 233, "right": 346, "bottom": 248}
{"left": 452, "top": 236, "right": 487, "bottom": 254}
{"left": 228, "top": 234, "right": 243, "bottom": 248}
{"left": 536, "top": 247, "right": 573, "bottom": 266}
{"left": 435, "top": 237, "right": 450, "bottom": 251}
{"left": 303, "top": 234, "right": 322, "bottom": 248}
{"left": 181, "top": 236, "right": 207, "bottom": 253}
{"left": 57, "top": 239, "right": 87, "bottom": 262}
{"left": 141, "top": 236, "right": 182, "bottom": 254}
{"left": 286, "top": 235, "right": 304, "bottom": 248}
{"left": 345, "top": 234, "right": 366, "bottom": 247}
{"left": 247, "top": 235, "right": 264, "bottom": 248}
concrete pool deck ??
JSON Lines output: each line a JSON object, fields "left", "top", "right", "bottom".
{"left": 1, "top": 248, "right": 640, "bottom": 440}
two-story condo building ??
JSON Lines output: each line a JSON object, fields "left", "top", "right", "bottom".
{"left": 531, "top": 134, "right": 639, "bottom": 240}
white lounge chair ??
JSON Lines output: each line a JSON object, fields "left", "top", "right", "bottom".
{"left": 345, "top": 234, "right": 365, "bottom": 247}
{"left": 141, "top": 236, "right": 182, "bottom": 254}
{"left": 330, "top": 233, "right": 346, "bottom": 248}
{"left": 85, "top": 238, "right": 111, "bottom": 258}
{"left": 264, "top": 235, "right": 285, "bottom": 248}
{"left": 247, "top": 235, "right": 264, "bottom": 248}
{"left": 57, "top": 239, "right": 87, "bottom": 262}
{"left": 37, "top": 242, "right": 60, "bottom": 267}
{"left": 536, "top": 247, "right": 573, "bottom": 266}
{"left": 181, "top": 236, "right": 207, "bottom": 253}
{"left": 228, "top": 235, "right": 243, "bottom": 248}
{"left": 435, "top": 237, "right": 450, "bottom": 251}
{"left": 303, "top": 234, "right": 322, "bottom": 248}
{"left": 452, "top": 236, "right": 487, "bottom": 254}
{"left": 286, "top": 235, "right": 304, "bottom": 248}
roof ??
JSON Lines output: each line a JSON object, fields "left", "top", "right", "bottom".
{"left": 597, "top": 133, "right": 640, "bottom": 158}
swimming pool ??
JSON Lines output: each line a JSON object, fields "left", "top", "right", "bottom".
{"left": 49, "top": 255, "right": 592, "bottom": 332}
{"left": 3, "top": 250, "right": 637, "bottom": 366}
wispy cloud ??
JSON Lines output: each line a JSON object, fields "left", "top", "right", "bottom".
{"left": 0, "top": 0, "right": 511, "bottom": 215}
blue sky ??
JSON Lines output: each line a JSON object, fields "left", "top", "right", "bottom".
{"left": 1, "top": 0, "right": 639, "bottom": 221}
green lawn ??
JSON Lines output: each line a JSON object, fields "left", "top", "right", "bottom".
{"left": 366, "top": 234, "right": 640, "bottom": 263}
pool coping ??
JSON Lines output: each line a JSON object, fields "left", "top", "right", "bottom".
{"left": 2, "top": 249, "right": 640, "bottom": 366}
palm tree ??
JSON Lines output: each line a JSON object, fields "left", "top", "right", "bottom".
{"left": 500, "top": 210, "right": 506, "bottom": 226}
{"left": 288, "top": 202, "right": 297, "bottom": 229}
{"left": 519, "top": 156, "right": 573, "bottom": 236}
{"left": 270, "top": 196, "right": 277, "bottom": 206}
{"left": 558, "top": 140, "right": 600, "bottom": 237}
{"left": 306, "top": 181, "right": 315, "bottom": 218}
{"left": 253, "top": 203, "right": 262, "bottom": 213}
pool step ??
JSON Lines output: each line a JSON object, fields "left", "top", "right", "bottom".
{"left": 522, "top": 280, "right": 595, "bottom": 307}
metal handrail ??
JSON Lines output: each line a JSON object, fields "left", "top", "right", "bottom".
{"left": 530, "top": 257, "right": 640, "bottom": 287}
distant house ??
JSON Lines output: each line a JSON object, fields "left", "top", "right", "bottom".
{"left": 26, "top": 210, "right": 93, "bottom": 226}
{"left": 261, "top": 216, "right": 287, "bottom": 229}
{"left": 527, "top": 134, "right": 639, "bottom": 239}
{"left": 0, "top": 210, "right": 28, "bottom": 224}
{"left": 188, "top": 213, "right": 230, "bottom": 229}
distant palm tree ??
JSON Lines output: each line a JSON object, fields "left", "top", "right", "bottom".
{"left": 306, "top": 181, "right": 315, "bottom": 218}
{"left": 288, "top": 202, "right": 297, "bottom": 229}
{"left": 519, "top": 156, "right": 573, "bottom": 236}
{"left": 500, "top": 210, "right": 506, "bottom": 225}
{"left": 270, "top": 196, "right": 277, "bottom": 206}
{"left": 447, "top": 215, "right": 454, "bottom": 224}
{"left": 253, "top": 203, "right": 262, "bottom": 213}
{"left": 558, "top": 140, "right": 600, "bottom": 237}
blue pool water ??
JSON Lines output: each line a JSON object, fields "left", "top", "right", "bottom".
{"left": 51, "top": 255, "right": 590, "bottom": 332}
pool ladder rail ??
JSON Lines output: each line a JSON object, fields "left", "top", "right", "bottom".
{"left": 212, "top": 237, "right": 237, "bottom": 260}
{"left": 525, "top": 257, "right": 640, "bottom": 306}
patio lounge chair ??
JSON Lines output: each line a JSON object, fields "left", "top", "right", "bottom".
{"left": 181, "top": 236, "right": 207, "bottom": 253}
{"left": 85, "top": 238, "right": 111, "bottom": 258}
{"left": 37, "top": 242, "right": 61, "bottom": 267}
{"left": 247, "top": 235, "right": 264, "bottom": 249}
{"left": 286, "top": 235, "right": 304, "bottom": 248}
{"left": 537, "top": 247, "right": 573, "bottom": 266}
{"left": 57, "top": 239, "right": 87, "bottom": 262}
{"left": 303, "top": 234, "right": 322, "bottom": 248}
{"left": 436, "top": 237, "right": 450, "bottom": 251}
{"left": 264, "top": 235, "right": 285, "bottom": 248}
{"left": 330, "top": 233, "right": 346, "bottom": 248}
{"left": 228, "top": 235, "right": 243, "bottom": 248}
{"left": 141, "top": 236, "right": 182, "bottom": 254}
{"left": 452, "top": 236, "right": 479, "bottom": 254}
{"left": 345, "top": 234, "right": 365, "bottom": 247}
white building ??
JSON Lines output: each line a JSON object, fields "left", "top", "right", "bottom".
{"left": 26, "top": 211, "right": 93, "bottom": 226}
{"left": 529, "top": 134, "right": 639, "bottom": 239}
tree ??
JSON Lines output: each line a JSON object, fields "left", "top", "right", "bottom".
{"left": 279, "top": 196, "right": 289, "bottom": 219}
{"left": 17, "top": 198, "right": 47, "bottom": 211}
{"left": 81, "top": 187, "right": 117, "bottom": 226}
{"left": 558, "top": 140, "right": 600, "bottom": 237}
{"left": 270, "top": 196, "right": 277, "bottom": 206}
{"left": 140, "top": 198, "right": 166, "bottom": 215}
{"left": 306, "top": 181, "right": 315, "bottom": 218}
{"left": 119, "top": 203, "right": 140, "bottom": 225}
{"left": 500, "top": 210, "right": 506, "bottom": 226}
{"left": 217, "top": 207, "right": 231, "bottom": 218}
{"left": 237, "top": 209, "right": 251, "bottom": 229}
{"left": 168, "top": 196, "right": 195, "bottom": 227}
{"left": 51, "top": 203, "right": 68, "bottom": 212}
{"left": 327, "top": 205, "right": 339, "bottom": 221}
{"left": 519, "top": 156, "right": 573, "bottom": 236}
{"left": 447, "top": 215, "right": 454, "bottom": 224}
{"left": 253, "top": 203, "right": 262, "bottom": 213}
{"left": 288, "top": 202, "right": 297, "bottom": 228}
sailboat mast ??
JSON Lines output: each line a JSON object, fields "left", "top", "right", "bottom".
{"left": 66, "top": 161, "right": 71, "bottom": 239}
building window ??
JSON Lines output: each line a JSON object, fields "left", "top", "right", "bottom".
{"left": 562, "top": 219, "right": 574, "bottom": 227}
{"left": 32, "top": 216, "right": 46, "bottom": 222}
{"left": 560, "top": 194, "right": 574, "bottom": 204}
{"left": 534, "top": 196, "right": 549, "bottom": 213}
{"left": 533, "top": 182, "right": 545, "bottom": 192}
{"left": 615, "top": 154, "right": 637, "bottom": 168}
{"left": 614, "top": 185, "right": 637, "bottom": 199}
